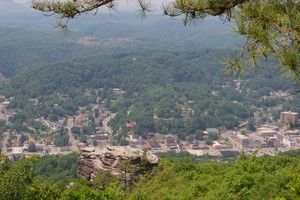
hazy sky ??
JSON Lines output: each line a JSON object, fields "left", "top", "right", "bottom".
{"left": 12, "top": 0, "right": 30, "bottom": 5}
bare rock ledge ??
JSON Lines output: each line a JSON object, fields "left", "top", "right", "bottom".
{"left": 77, "top": 146, "right": 159, "bottom": 181}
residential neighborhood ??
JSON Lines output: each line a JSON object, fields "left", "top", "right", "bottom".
{"left": 0, "top": 91, "right": 299, "bottom": 161}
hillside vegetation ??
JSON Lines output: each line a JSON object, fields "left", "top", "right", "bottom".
{"left": 1, "top": 152, "right": 300, "bottom": 199}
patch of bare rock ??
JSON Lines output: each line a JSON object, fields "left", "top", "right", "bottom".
{"left": 77, "top": 146, "right": 159, "bottom": 181}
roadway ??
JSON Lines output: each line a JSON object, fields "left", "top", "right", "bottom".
{"left": 67, "top": 117, "right": 79, "bottom": 152}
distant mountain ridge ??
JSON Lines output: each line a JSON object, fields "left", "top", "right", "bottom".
{"left": 0, "top": 11, "right": 243, "bottom": 77}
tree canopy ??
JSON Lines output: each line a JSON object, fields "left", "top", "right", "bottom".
{"left": 31, "top": 0, "right": 300, "bottom": 82}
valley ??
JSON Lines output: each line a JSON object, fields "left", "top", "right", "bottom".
{"left": 0, "top": 1, "right": 300, "bottom": 199}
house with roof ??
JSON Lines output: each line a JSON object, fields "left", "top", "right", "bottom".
{"left": 178, "top": 142, "right": 185, "bottom": 150}
{"left": 149, "top": 142, "right": 162, "bottom": 150}
{"left": 165, "top": 135, "right": 178, "bottom": 150}
{"left": 220, "top": 150, "right": 240, "bottom": 157}
{"left": 141, "top": 143, "right": 151, "bottom": 150}
{"left": 190, "top": 141, "right": 200, "bottom": 150}
{"left": 212, "top": 141, "right": 224, "bottom": 149}
{"left": 206, "top": 128, "right": 219, "bottom": 135}
{"left": 10, "top": 139, "right": 20, "bottom": 148}
{"left": 78, "top": 143, "right": 87, "bottom": 150}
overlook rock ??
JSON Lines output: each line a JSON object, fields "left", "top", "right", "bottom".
{"left": 77, "top": 146, "right": 159, "bottom": 181}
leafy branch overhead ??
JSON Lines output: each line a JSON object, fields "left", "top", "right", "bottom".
{"left": 31, "top": 0, "right": 300, "bottom": 82}
{"left": 31, "top": 0, "right": 245, "bottom": 26}
{"left": 31, "top": 0, "right": 115, "bottom": 28}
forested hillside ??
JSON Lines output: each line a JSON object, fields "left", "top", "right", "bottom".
{"left": 0, "top": 6, "right": 241, "bottom": 77}
{"left": 3, "top": 48, "right": 298, "bottom": 141}
{"left": 0, "top": 26, "right": 95, "bottom": 77}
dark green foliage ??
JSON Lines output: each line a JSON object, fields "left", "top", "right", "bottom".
{"left": 0, "top": 154, "right": 124, "bottom": 199}
{"left": 53, "top": 134, "right": 69, "bottom": 147}
{"left": 279, "top": 149, "right": 300, "bottom": 157}
{"left": 0, "top": 156, "right": 38, "bottom": 200}
{"left": 156, "top": 151, "right": 197, "bottom": 162}
{"left": 49, "top": 114, "right": 59, "bottom": 122}
{"left": 247, "top": 118, "right": 256, "bottom": 131}
{"left": 52, "top": 127, "right": 70, "bottom": 147}
{"left": 92, "top": 170, "right": 119, "bottom": 190}
{"left": 28, "top": 142, "right": 37, "bottom": 152}
{"left": 33, "top": 153, "right": 80, "bottom": 182}
{"left": 71, "top": 127, "right": 80, "bottom": 135}
{"left": 78, "top": 135, "right": 87, "bottom": 143}
{"left": 135, "top": 155, "right": 300, "bottom": 200}
{"left": 28, "top": 120, "right": 48, "bottom": 131}
{"left": 60, "top": 181, "right": 124, "bottom": 200}
{"left": 282, "top": 94, "right": 300, "bottom": 115}
{"left": 0, "top": 120, "right": 7, "bottom": 133}
{"left": 20, "top": 135, "right": 28, "bottom": 145}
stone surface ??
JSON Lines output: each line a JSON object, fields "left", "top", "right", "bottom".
{"left": 77, "top": 146, "right": 159, "bottom": 181}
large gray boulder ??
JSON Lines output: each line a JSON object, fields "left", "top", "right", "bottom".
{"left": 77, "top": 146, "right": 159, "bottom": 181}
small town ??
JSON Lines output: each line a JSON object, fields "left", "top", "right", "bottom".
{"left": 0, "top": 90, "right": 299, "bottom": 161}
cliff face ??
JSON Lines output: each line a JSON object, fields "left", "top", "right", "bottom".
{"left": 77, "top": 146, "right": 159, "bottom": 181}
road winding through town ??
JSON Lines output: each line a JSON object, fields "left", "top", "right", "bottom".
{"left": 67, "top": 117, "right": 79, "bottom": 152}
{"left": 102, "top": 113, "right": 116, "bottom": 143}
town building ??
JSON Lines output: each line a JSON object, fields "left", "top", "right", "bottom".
{"left": 165, "top": 135, "right": 178, "bottom": 150}
{"left": 212, "top": 141, "right": 223, "bottom": 149}
{"left": 283, "top": 130, "right": 300, "bottom": 136}
{"left": 190, "top": 141, "right": 200, "bottom": 150}
{"left": 236, "top": 134, "right": 249, "bottom": 148}
{"left": 283, "top": 138, "right": 297, "bottom": 148}
{"left": 112, "top": 88, "right": 126, "bottom": 96}
{"left": 220, "top": 150, "right": 240, "bottom": 157}
{"left": 258, "top": 130, "right": 276, "bottom": 138}
{"left": 148, "top": 142, "right": 162, "bottom": 150}
{"left": 280, "top": 111, "right": 298, "bottom": 126}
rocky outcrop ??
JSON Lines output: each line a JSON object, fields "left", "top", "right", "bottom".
{"left": 77, "top": 146, "right": 159, "bottom": 181}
